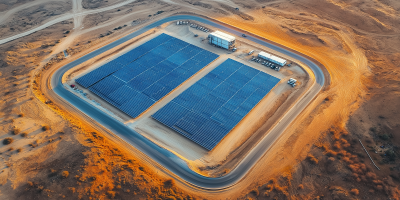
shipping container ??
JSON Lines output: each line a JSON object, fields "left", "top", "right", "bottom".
{"left": 258, "top": 51, "right": 287, "bottom": 66}
{"left": 208, "top": 31, "right": 236, "bottom": 50}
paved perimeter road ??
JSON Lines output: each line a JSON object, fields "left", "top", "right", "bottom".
{"left": 51, "top": 15, "right": 325, "bottom": 190}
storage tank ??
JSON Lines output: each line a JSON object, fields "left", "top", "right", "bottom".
{"left": 258, "top": 51, "right": 287, "bottom": 66}
{"left": 208, "top": 31, "right": 236, "bottom": 50}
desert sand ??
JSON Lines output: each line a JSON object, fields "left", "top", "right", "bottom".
{"left": 0, "top": 0, "right": 399, "bottom": 199}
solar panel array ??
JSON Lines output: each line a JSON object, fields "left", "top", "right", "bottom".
{"left": 152, "top": 59, "right": 280, "bottom": 150}
{"left": 76, "top": 33, "right": 219, "bottom": 118}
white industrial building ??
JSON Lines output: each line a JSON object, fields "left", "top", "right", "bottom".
{"left": 208, "top": 31, "right": 236, "bottom": 50}
{"left": 258, "top": 51, "right": 287, "bottom": 66}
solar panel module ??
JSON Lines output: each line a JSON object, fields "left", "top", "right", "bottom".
{"left": 152, "top": 59, "right": 281, "bottom": 150}
{"left": 76, "top": 33, "right": 219, "bottom": 118}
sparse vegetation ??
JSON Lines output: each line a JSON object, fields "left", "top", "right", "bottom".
{"left": 107, "top": 191, "right": 116, "bottom": 198}
{"left": 62, "top": 171, "right": 69, "bottom": 178}
{"left": 164, "top": 179, "right": 175, "bottom": 187}
{"left": 250, "top": 189, "right": 259, "bottom": 196}
{"left": 3, "top": 137, "right": 14, "bottom": 145}
{"left": 351, "top": 188, "right": 359, "bottom": 195}
{"left": 307, "top": 154, "right": 319, "bottom": 164}
{"left": 11, "top": 127, "right": 20, "bottom": 135}
{"left": 42, "top": 125, "right": 50, "bottom": 131}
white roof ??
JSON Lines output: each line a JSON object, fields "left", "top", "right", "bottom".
{"left": 209, "top": 31, "right": 236, "bottom": 42}
{"left": 259, "top": 51, "right": 286, "bottom": 64}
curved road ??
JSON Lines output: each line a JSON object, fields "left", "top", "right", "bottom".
{"left": 50, "top": 15, "right": 325, "bottom": 189}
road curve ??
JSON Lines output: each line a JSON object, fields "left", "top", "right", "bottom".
{"left": 50, "top": 15, "right": 325, "bottom": 190}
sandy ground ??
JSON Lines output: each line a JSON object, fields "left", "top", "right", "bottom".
{"left": 0, "top": 0, "right": 72, "bottom": 39}
{"left": 64, "top": 22, "right": 311, "bottom": 173}
{"left": 0, "top": 0, "right": 400, "bottom": 199}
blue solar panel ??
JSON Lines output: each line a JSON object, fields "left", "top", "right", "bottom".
{"left": 78, "top": 33, "right": 219, "bottom": 118}
{"left": 152, "top": 59, "right": 281, "bottom": 150}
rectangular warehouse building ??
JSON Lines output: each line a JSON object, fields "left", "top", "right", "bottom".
{"left": 208, "top": 31, "right": 236, "bottom": 50}
{"left": 258, "top": 51, "right": 287, "bottom": 66}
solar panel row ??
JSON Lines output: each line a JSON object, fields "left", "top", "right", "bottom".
{"left": 152, "top": 59, "right": 281, "bottom": 150}
{"left": 76, "top": 33, "right": 219, "bottom": 118}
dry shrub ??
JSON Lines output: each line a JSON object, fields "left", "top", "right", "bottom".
{"left": 18, "top": 113, "right": 24, "bottom": 117}
{"left": 298, "top": 184, "right": 304, "bottom": 190}
{"left": 68, "top": 187, "right": 76, "bottom": 193}
{"left": 21, "top": 132, "right": 28, "bottom": 137}
{"left": 27, "top": 181, "right": 34, "bottom": 187}
{"left": 165, "top": 196, "right": 176, "bottom": 200}
{"left": 17, "top": 148, "right": 22, "bottom": 153}
{"left": 3, "top": 137, "right": 13, "bottom": 145}
{"left": 369, "top": 189, "right": 375, "bottom": 193}
{"left": 42, "top": 125, "right": 50, "bottom": 131}
{"left": 333, "top": 141, "right": 341, "bottom": 149}
{"left": 11, "top": 127, "right": 20, "bottom": 135}
{"left": 251, "top": 189, "right": 259, "bottom": 196}
{"left": 164, "top": 179, "right": 175, "bottom": 187}
{"left": 307, "top": 154, "right": 318, "bottom": 164}
{"left": 341, "top": 139, "right": 351, "bottom": 148}
{"left": 265, "top": 184, "right": 273, "bottom": 191}
{"left": 376, "top": 185, "right": 383, "bottom": 191}
{"left": 107, "top": 191, "right": 116, "bottom": 198}
{"left": 366, "top": 172, "right": 377, "bottom": 180}
{"left": 326, "top": 150, "right": 338, "bottom": 157}
{"left": 268, "top": 178, "right": 276, "bottom": 184}
{"left": 351, "top": 188, "right": 359, "bottom": 195}
{"left": 62, "top": 171, "right": 69, "bottom": 178}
